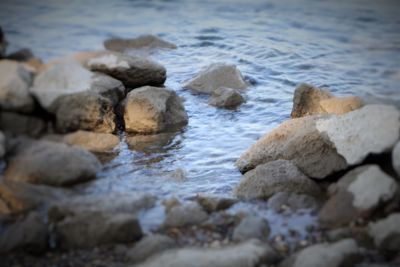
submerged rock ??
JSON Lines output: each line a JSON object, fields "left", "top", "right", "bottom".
{"left": 232, "top": 215, "right": 270, "bottom": 242}
{"left": 368, "top": 213, "right": 400, "bottom": 253}
{"left": 267, "top": 192, "right": 320, "bottom": 212}
{"left": 392, "top": 141, "right": 400, "bottom": 177}
{"left": 126, "top": 132, "right": 177, "bottom": 152}
{"left": 0, "top": 112, "right": 47, "bottom": 138}
{"left": 126, "top": 234, "right": 176, "bottom": 263}
{"left": 123, "top": 86, "right": 188, "bottom": 134}
{"left": 183, "top": 63, "right": 247, "bottom": 94}
{"left": 63, "top": 130, "right": 120, "bottom": 153}
{"left": 163, "top": 202, "right": 208, "bottom": 228}
{"left": 209, "top": 87, "right": 245, "bottom": 108}
{"left": 104, "top": 35, "right": 177, "bottom": 52}
{"left": 196, "top": 194, "right": 237, "bottom": 213}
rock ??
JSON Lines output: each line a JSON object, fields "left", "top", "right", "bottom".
{"left": 0, "top": 60, "right": 34, "bottom": 113}
{"left": 6, "top": 48, "right": 34, "bottom": 62}
{"left": 209, "top": 87, "right": 245, "bottom": 108}
{"left": 368, "top": 213, "right": 400, "bottom": 253}
{"left": 196, "top": 194, "right": 237, "bottom": 213}
{"left": 63, "top": 130, "right": 120, "bottom": 153}
{"left": 163, "top": 202, "right": 208, "bottom": 228}
{"left": 123, "top": 86, "right": 188, "bottom": 134}
{"left": 0, "top": 26, "right": 7, "bottom": 57}
{"left": 4, "top": 140, "right": 101, "bottom": 186}
{"left": 290, "top": 84, "right": 363, "bottom": 118}
{"left": 267, "top": 192, "right": 320, "bottom": 212}
{"left": 232, "top": 215, "right": 270, "bottom": 242}
{"left": 0, "top": 131, "right": 4, "bottom": 158}
{"left": 326, "top": 227, "right": 373, "bottom": 248}
{"left": 319, "top": 165, "right": 398, "bottom": 228}
{"left": 126, "top": 132, "right": 177, "bottom": 152}
{"left": 0, "top": 212, "right": 47, "bottom": 253}
{"left": 51, "top": 91, "right": 116, "bottom": 133}
{"left": 0, "top": 112, "right": 47, "bottom": 137}
{"left": 104, "top": 35, "right": 177, "bottom": 52}
{"left": 88, "top": 53, "right": 166, "bottom": 89}
{"left": 126, "top": 234, "right": 176, "bottom": 263}
{"left": 280, "top": 239, "right": 361, "bottom": 267}
{"left": 135, "top": 239, "right": 280, "bottom": 267}
{"left": 237, "top": 105, "right": 400, "bottom": 178}
{"left": 235, "top": 160, "right": 321, "bottom": 199}
{"left": 183, "top": 63, "right": 247, "bottom": 94}
{"left": 393, "top": 141, "right": 400, "bottom": 177}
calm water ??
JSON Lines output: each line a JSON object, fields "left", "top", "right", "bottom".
{"left": 1, "top": 0, "right": 400, "bottom": 233}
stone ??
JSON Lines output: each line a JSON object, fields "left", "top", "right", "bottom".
{"left": 104, "top": 35, "right": 177, "bottom": 52}
{"left": 368, "top": 213, "right": 400, "bottom": 252}
{"left": 4, "top": 140, "right": 101, "bottom": 186}
{"left": 0, "top": 60, "right": 34, "bottom": 113}
{"left": 209, "top": 87, "right": 245, "bottom": 108}
{"left": 267, "top": 192, "right": 320, "bottom": 212}
{"left": 123, "top": 86, "right": 188, "bottom": 134}
{"left": 135, "top": 239, "right": 280, "bottom": 267}
{"left": 6, "top": 48, "right": 34, "bottom": 62}
{"left": 63, "top": 130, "right": 120, "bottom": 153}
{"left": 183, "top": 63, "right": 247, "bottom": 94}
{"left": 0, "top": 112, "right": 47, "bottom": 137}
{"left": 88, "top": 53, "right": 166, "bottom": 89}
{"left": 235, "top": 160, "right": 321, "bottom": 199}
{"left": 0, "top": 26, "right": 7, "bottom": 57}
{"left": 232, "top": 215, "right": 270, "bottom": 242}
{"left": 163, "top": 202, "right": 208, "bottom": 228}
{"left": 196, "top": 194, "right": 237, "bottom": 213}
{"left": 126, "top": 132, "right": 177, "bottom": 152}
{"left": 392, "top": 141, "right": 400, "bottom": 177}
{"left": 126, "top": 234, "right": 176, "bottom": 263}
{"left": 0, "top": 131, "right": 4, "bottom": 158}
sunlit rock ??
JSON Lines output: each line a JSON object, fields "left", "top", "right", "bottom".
{"left": 368, "top": 213, "right": 400, "bottom": 253}
{"left": 63, "top": 130, "right": 120, "bottom": 153}
{"left": 209, "top": 87, "right": 245, "bottom": 108}
{"left": 0, "top": 112, "right": 47, "bottom": 138}
{"left": 104, "top": 34, "right": 177, "bottom": 52}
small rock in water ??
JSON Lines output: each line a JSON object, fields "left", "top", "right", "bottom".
{"left": 104, "top": 34, "right": 177, "bottom": 52}
{"left": 368, "top": 213, "right": 400, "bottom": 253}
{"left": 196, "top": 194, "right": 237, "bottom": 213}
{"left": 169, "top": 168, "right": 187, "bottom": 182}
{"left": 163, "top": 202, "right": 208, "bottom": 228}
{"left": 209, "top": 87, "right": 245, "bottom": 108}
{"left": 232, "top": 215, "right": 270, "bottom": 242}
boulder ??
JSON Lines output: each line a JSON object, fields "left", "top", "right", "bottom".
{"left": 4, "top": 140, "right": 101, "bottom": 186}
{"left": 290, "top": 84, "right": 363, "bottom": 118}
{"left": 196, "top": 194, "right": 237, "bottom": 213}
{"left": 104, "top": 35, "right": 177, "bottom": 52}
{"left": 123, "top": 86, "right": 188, "bottom": 134}
{"left": 0, "top": 26, "right": 7, "bottom": 57}
{"left": 392, "top": 141, "right": 400, "bottom": 177}
{"left": 63, "top": 130, "right": 120, "bottom": 153}
{"left": 0, "top": 112, "right": 47, "bottom": 137}
{"left": 135, "top": 239, "right": 280, "bottom": 267}
{"left": 0, "top": 131, "right": 4, "bottom": 158}
{"left": 126, "top": 234, "right": 176, "bottom": 263}
{"left": 209, "top": 87, "right": 245, "bottom": 108}
{"left": 88, "top": 53, "right": 166, "bottom": 89}
{"left": 267, "top": 192, "right": 320, "bottom": 212}
{"left": 183, "top": 63, "right": 247, "bottom": 94}
{"left": 368, "top": 213, "right": 400, "bottom": 253}
{"left": 163, "top": 202, "right": 208, "bottom": 228}
{"left": 0, "top": 60, "right": 34, "bottom": 113}
{"left": 319, "top": 165, "right": 398, "bottom": 228}
{"left": 232, "top": 215, "right": 270, "bottom": 242}
{"left": 237, "top": 105, "right": 400, "bottom": 178}
{"left": 235, "top": 160, "right": 321, "bottom": 199}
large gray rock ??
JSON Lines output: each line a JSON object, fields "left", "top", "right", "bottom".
{"left": 237, "top": 105, "right": 400, "bottom": 178}
{"left": 209, "top": 87, "right": 245, "bottom": 108}
{"left": 104, "top": 35, "right": 177, "bottom": 52}
{"left": 0, "top": 60, "right": 34, "bottom": 113}
{"left": 4, "top": 140, "right": 101, "bottom": 186}
{"left": 291, "top": 84, "right": 363, "bottom": 118}
{"left": 135, "top": 239, "right": 280, "bottom": 267}
{"left": 183, "top": 63, "right": 247, "bottom": 94}
{"left": 63, "top": 130, "right": 120, "bottom": 153}
{"left": 163, "top": 202, "right": 208, "bottom": 228}
{"left": 232, "top": 215, "right": 270, "bottom": 242}
{"left": 88, "top": 53, "right": 166, "bottom": 89}
{"left": 124, "top": 86, "right": 188, "bottom": 134}
{"left": 368, "top": 213, "right": 400, "bottom": 252}
{"left": 0, "top": 131, "right": 4, "bottom": 158}
{"left": 319, "top": 165, "right": 398, "bottom": 228}
{"left": 392, "top": 141, "right": 400, "bottom": 177}
{"left": 235, "top": 160, "right": 321, "bottom": 199}
{"left": 0, "top": 112, "right": 47, "bottom": 137}
{"left": 126, "top": 234, "right": 176, "bottom": 263}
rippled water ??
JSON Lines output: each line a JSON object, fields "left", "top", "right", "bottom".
{"left": 1, "top": 0, "right": 400, "bottom": 231}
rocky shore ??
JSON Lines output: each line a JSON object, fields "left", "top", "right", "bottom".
{"left": 0, "top": 27, "right": 400, "bottom": 267}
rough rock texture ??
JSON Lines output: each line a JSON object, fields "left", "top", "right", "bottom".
{"left": 135, "top": 239, "right": 280, "bottom": 267}
{"left": 104, "top": 35, "right": 177, "bottom": 52}
{"left": 63, "top": 130, "right": 120, "bottom": 153}
{"left": 88, "top": 53, "right": 166, "bottom": 89}
{"left": 126, "top": 234, "right": 176, "bottom": 263}
{"left": 232, "top": 215, "right": 270, "bottom": 241}
{"left": 0, "top": 60, "right": 34, "bottom": 113}
{"left": 183, "top": 63, "right": 247, "bottom": 94}
{"left": 392, "top": 141, "right": 400, "bottom": 177}
{"left": 123, "top": 86, "right": 188, "bottom": 134}
{"left": 0, "top": 131, "right": 5, "bottom": 158}
{"left": 0, "top": 112, "right": 47, "bottom": 137}
{"left": 209, "top": 87, "right": 245, "bottom": 108}
{"left": 163, "top": 202, "right": 208, "bottom": 228}
{"left": 290, "top": 83, "right": 363, "bottom": 118}
{"left": 368, "top": 213, "right": 400, "bottom": 252}
{"left": 319, "top": 165, "right": 398, "bottom": 228}
{"left": 196, "top": 194, "right": 237, "bottom": 213}
{"left": 235, "top": 160, "right": 321, "bottom": 199}
{"left": 267, "top": 192, "right": 320, "bottom": 212}
{"left": 4, "top": 140, "right": 101, "bottom": 186}
{"left": 51, "top": 91, "right": 116, "bottom": 133}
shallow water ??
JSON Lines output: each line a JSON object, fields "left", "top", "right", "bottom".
{"left": 1, "top": 0, "right": 400, "bottom": 234}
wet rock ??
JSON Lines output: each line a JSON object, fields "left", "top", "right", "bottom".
{"left": 393, "top": 141, "right": 400, "bottom": 177}
{"left": 0, "top": 60, "right": 34, "bottom": 113}
{"left": 0, "top": 212, "right": 47, "bottom": 253}
{"left": 267, "top": 192, "right": 320, "bottom": 212}
{"left": 63, "top": 130, "right": 120, "bottom": 153}
{"left": 196, "top": 194, "right": 237, "bottom": 213}
{"left": 163, "top": 202, "right": 208, "bottom": 228}
{"left": 232, "top": 215, "right": 270, "bottom": 242}
{"left": 104, "top": 35, "right": 177, "bottom": 52}
{"left": 4, "top": 140, "right": 101, "bottom": 186}
{"left": 183, "top": 63, "right": 247, "bottom": 94}
{"left": 88, "top": 52, "right": 166, "bottom": 89}
{"left": 126, "top": 234, "right": 176, "bottom": 263}
{"left": 126, "top": 132, "right": 177, "bottom": 152}
{"left": 319, "top": 165, "right": 398, "bottom": 228}
{"left": 235, "top": 160, "right": 321, "bottom": 199}
{"left": 0, "top": 131, "right": 4, "bottom": 158}
{"left": 0, "top": 112, "right": 47, "bottom": 137}
{"left": 135, "top": 239, "right": 280, "bottom": 267}
{"left": 291, "top": 83, "right": 363, "bottom": 118}
{"left": 209, "top": 87, "right": 245, "bottom": 108}
{"left": 368, "top": 213, "right": 400, "bottom": 253}
{"left": 6, "top": 48, "right": 34, "bottom": 62}
{"left": 0, "top": 26, "right": 7, "bottom": 57}
{"left": 123, "top": 86, "right": 188, "bottom": 134}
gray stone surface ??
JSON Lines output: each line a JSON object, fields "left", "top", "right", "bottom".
{"left": 232, "top": 215, "right": 270, "bottom": 241}
{"left": 0, "top": 112, "right": 47, "bottom": 137}
{"left": 104, "top": 35, "right": 177, "bottom": 52}
{"left": 163, "top": 202, "right": 208, "bottom": 228}
{"left": 126, "top": 234, "right": 176, "bottom": 263}
{"left": 209, "top": 87, "right": 245, "bottom": 108}
{"left": 368, "top": 213, "right": 400, "bottom": 252}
